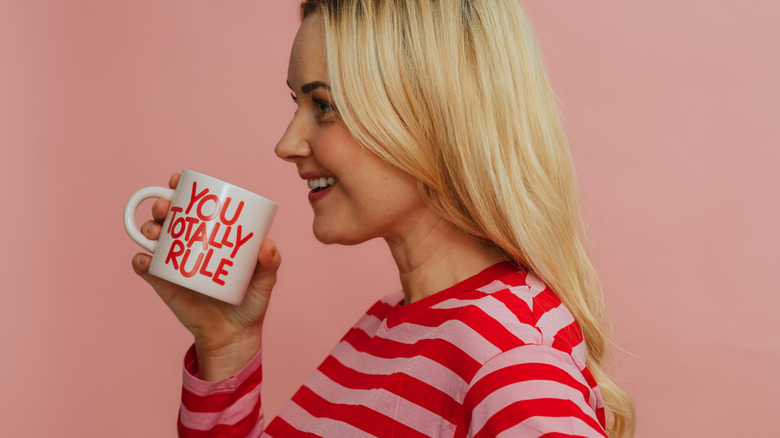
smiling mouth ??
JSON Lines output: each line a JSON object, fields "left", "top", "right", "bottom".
{"left": 307, "top": 177, "right": 338, "bottom": 192}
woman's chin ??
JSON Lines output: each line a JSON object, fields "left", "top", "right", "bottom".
{"left": 312, "top": 225, "right": 367, "bottom": 246}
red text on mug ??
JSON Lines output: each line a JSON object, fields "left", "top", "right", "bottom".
{"left": 163, "top": 181, "right": 254, "bottom": 285}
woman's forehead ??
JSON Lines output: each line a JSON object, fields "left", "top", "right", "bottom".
{"left": 287, "top": 13, "right": 328, "bottom": 91}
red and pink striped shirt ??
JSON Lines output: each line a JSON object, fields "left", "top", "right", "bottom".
{"left": 179, "top": 262, "right": 607, "bottom": 437}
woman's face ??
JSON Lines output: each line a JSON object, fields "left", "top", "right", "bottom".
{"left": 275, "top": 13, "right": 428, "bottom": 245}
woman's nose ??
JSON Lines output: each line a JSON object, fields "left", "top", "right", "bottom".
{"left": 274, "top": 116, "right": 312, "bottom": 163}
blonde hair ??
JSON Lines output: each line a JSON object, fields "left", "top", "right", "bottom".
{"left": 300, "top": 0, "right": 635, "bottom": 436}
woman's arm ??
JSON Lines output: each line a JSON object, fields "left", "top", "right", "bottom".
{"left": 178, "top": 345, "right": 265, "bottom": 437}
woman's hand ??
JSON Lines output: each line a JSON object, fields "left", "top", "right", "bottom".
{"left": 131, "top": 173, "right": 281, "bottom": 381}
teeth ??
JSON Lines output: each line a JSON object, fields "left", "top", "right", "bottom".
{"left": 307, "top": 177, "right": 338, "bottom": 189}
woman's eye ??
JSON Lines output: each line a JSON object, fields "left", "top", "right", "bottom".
{"left": 313, "top": 98, "right": 333, "bottom": 115}
{"left": 312, "top": 97, "right": 337, "bottom": 123}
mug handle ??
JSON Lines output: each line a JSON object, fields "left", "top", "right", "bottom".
{"left": 123, "top": 186, "right": 175, "bottom": 253}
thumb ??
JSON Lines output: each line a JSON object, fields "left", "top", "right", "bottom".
{"left": 258, "top": 238, "right": 281, "bottom": 271}
{"left": 247, "top": 239, "right": 282, "bottom": 298}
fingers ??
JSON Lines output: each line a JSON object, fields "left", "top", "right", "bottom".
{"left": 152, "top": 198, "right": 170, "bottom": 223}
{"left": 131, "top": 252, "right": 175, "bottom": 301}
{"left": 132, "top": 253, "right": 151, "bottom": 276}
{"left": 132, "top": 253, "right": 165, "bottom": 294}
{"left": 150, "top": 173, "right": 179, "bottom": 222}
{"left": 141, "top": 220, "right": 161, "bottom": 240}
{"left": 169, "top": 172, "right": 181, "bottom": 189}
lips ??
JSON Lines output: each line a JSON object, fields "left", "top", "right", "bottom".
{"left": 300, "top": 173, "right": 338, "bottom": 203}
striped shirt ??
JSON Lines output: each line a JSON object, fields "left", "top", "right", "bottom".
{"left": 179, "top": 262, "right": 607, "bottom": 437}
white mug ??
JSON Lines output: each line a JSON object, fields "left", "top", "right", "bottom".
{"left": 124, "top": 170, "right": 277, "bottom": 305}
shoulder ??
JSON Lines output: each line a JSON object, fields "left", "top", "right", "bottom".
{"left": 464, "top": 343, "right": 607, "bottom": 437}
{"left": 460, "top": 269, "right": 605, "bottom": 435}
{"left": 433, "top": 269, "right": 586, "bottom": 361}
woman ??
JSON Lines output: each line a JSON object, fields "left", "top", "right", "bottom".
{"left": 132, "top": 0, "right": 635, "bottom": 436}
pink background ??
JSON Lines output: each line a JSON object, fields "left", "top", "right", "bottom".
{"left": 2, "top": 1, "right": 778, "bottom": 436}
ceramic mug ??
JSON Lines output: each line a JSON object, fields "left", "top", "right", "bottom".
{"left": 124, "top": 169, "right": 277, "bottom": 305}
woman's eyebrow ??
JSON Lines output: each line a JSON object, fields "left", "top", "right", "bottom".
{"left": 286, "top": 80, "right": 330, "bottom": 94}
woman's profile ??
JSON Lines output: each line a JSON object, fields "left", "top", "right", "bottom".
{"left": 132, "top": 0, "right": 636, "bottom": 436}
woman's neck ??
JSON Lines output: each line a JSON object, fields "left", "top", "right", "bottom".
{"left": 384, "top": 212, "right": 507, "bottom": 305}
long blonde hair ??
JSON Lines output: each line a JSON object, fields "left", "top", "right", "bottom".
{"left": 300, "top": 0, "right": 635, "bottom": 436}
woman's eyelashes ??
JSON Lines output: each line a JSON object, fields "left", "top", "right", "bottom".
{"left": 290, "top": 93, "right": 299, "bottom": 114}
{"left": 313, "top": 97, "right": 335, "bottom": 115}
{"left": 289, "top": 91, "right": 336, "bottom": 123}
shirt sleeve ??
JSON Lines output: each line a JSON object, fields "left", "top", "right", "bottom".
{"left": 178, "top": 345, "right": 265, "bottom": 438}
{"left": 463, "top": 344, "right": 607, "bottom": 438}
